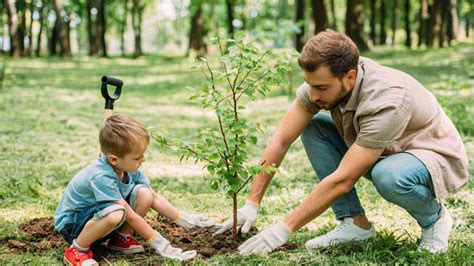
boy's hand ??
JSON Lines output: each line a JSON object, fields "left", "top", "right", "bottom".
{"left": 175, "top": 211, "right": 217, "bottom": 230}
{"left": 149, "top": 231, "right": 197, "bottom": 261}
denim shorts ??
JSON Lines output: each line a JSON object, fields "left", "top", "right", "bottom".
{"left": 59, "top": 184, "right": 148, "bottom": 248}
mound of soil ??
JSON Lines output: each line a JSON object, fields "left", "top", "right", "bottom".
{"left": 8, "top": 216, "right": 297, "bottom": 259}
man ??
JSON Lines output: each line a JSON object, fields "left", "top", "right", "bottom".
{"left": 214, "top": 30, "right": 468, "bottom": 254}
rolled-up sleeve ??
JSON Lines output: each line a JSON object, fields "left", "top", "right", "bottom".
{"left": 355, "top": 105, "right": 411, "bottom": 149}
{"left": 296, "top": 83, "right": 320, "bottom": 114}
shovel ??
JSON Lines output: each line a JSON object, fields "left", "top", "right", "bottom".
{"left": 101, "top": 75, "right": 123, "bottom": 122}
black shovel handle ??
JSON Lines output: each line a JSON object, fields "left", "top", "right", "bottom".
{"left": 101, "top": 76, "right": 123, "bottom": 110}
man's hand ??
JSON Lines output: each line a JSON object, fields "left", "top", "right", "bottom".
{"left": 175, "top": 211, "right": 217, "bottom": 231}
{"left": 238, "top": 223, "right": 292, "bottom": 255}
{"left": 149, "top": 231, "right": 197, "bottom": 261}
{"left": 213, "top": 202, "right": 259, "bottom": 235}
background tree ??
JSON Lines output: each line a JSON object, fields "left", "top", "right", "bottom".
{"left": 391, "top": 0, "right": 400, "bottom": 45}
{"left": 187, "top": 0, "right": 206, "bottom": 56}
{"left": 418, "top": 0, "right": 429, "bottom": 47}
{"left": 132, "top": 0, "right": 145, "bottom": 57}
{"left": 427, "top": 0, "right": 443, "bottom": 48}
{"left": 370, "top": 0, "right": 377, "bottom": 45}
{"left": 95, "top": 0, "right": 106, "bottom": 57}
{"left": 225, "top": 0, "right": 235, "bottom": 37}
{"left": 345, "top": 0, "right": 369, "bottom": 51}
{"left": 6, "top": 0, "right": 20, "bottom": 57}
{"left": 311, "top": 0, "right": 329, "bottom": 34}
{"left": 380, "top": 0, "right": 387, "bottom": 45}
{"left": 404, "top": 0, "right": 412, "bottom": 47}
{"left": 294, "top": 0, "right": 305, "bottom": 52}
{"left": 53, "top": 0, "right": 72, "bottom": 57}
{"left": 35, "top": 0, "right": 46, "bottom": 56}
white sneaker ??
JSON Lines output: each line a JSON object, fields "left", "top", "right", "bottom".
{"left": 305, "top": 217, "right": 376, "bottom": 249}
{"left": 418, "top": 205, "right": 452, "bottom": 253}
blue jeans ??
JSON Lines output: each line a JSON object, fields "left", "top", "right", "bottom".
{"left": 60, "top": 184, "right": 148, "bottom": 248}
{"left": 300, "top": 112, "right": 441, "bottom": 228}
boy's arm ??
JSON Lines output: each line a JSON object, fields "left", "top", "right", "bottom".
{"left": 149, "top": 187, "right": 217, "bottom": 230}
{"left": 148, "top": 187, "right": 180, "bottom": 221}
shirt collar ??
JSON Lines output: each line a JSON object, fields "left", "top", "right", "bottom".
{"left": 339, "top": 58, "right": 365, "bottom": 113}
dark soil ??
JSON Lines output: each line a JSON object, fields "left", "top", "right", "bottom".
{"left": 8, "top": 216, "right": 297, "bottom": 260}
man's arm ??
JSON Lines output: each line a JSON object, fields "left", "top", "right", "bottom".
{"left": 247, "top": 100, "right": 314, "bottom": 204}
{"left": 282, "top": 144, "right": 383, "bottom": 231}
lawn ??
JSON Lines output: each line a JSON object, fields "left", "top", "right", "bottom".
{"left": 0, "top": 43, "right": 473, "bottom": 265}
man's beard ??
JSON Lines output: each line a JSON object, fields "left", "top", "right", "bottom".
{"left": 318, "top": 83, "right": 350, "bottom": 110}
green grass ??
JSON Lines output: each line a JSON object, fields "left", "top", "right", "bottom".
{"left": 0, "top": 43, "right": 473, "bottom": 265}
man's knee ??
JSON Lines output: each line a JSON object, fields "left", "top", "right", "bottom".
{"left": 371, "top": 163, "right": 414, "bottom": 201}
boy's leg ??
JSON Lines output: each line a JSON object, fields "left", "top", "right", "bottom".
{"left": 61, "top": 203, "right": 125, "bottom": 265}
{"left": 302, "top": 112, "right": 375, "bottom": 249}
{"left": 75, "top": 205, "right": 126, "bottom": 248}
{"left": 118, "top": 184, "right": 153, "bottom": 235}
{"left": 370, "top": 152, "right": 451, "bottom": 253}
{"left": 107, "top": 184, "right": 152, "bottom": 254}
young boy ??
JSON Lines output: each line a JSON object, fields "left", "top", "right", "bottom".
{"left": 55, "top": 114, "right": 216, "bottom": 265}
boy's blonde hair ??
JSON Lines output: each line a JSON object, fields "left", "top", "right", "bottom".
{"left": 99, "top": 114, "right": 149, "bottom": 157}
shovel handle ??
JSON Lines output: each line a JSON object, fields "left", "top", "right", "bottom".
{"left": 101, "top": 76, "right": 123, "bottom": 110}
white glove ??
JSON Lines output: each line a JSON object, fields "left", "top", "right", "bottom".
{"left": 175, "top": 210, "right": 216, "bottom": 230}
{"left": 213, "top": 202, "right": 259, "bottom": 235}
{"left": 238, "top": 222, "right": 292, "bottom": 255}
{"left": 149, "top": 231, "right": 197, "bottom": 261}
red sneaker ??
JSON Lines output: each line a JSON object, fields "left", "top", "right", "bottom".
{"left": 107, "top": 233, "right": 145, "bottom": 254}
{"left": 63, "top": 246, "right": 98, "bottom": 266}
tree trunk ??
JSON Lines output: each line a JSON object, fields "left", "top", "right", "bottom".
{"left": 370, "top": 0, "right": 376, "bottom": 45}
{"left": 36, "top": 0, "right": 45, "bottom": 56}
{"left": 87, "top": 0, "right": 97, "bottom": 55}
{"left": 6, "top": 0, "right": 21, "bottom": 57}
{"left": 418, "top": 0, "right": 428, "bottom": 47}
{"left": 404, "top": 0, "right": 411, "bottom": 47}
{"left": 427, "top": 0, "right": 443, "bottom": 48}
{"left": 294, "top": 0, "right": 305, "bottom": 52}
{"left": 445, "top": 0, "right": 458, "bottom": 45}
{"left": 50, "top": 17, "right": 59, "bottom": 55}
{"left": 132, "top": 0, "right": 143, "bottom": 57}
{"left": 225, "top": 0, "right": 235, "bottom": 37}
{"left": 95, "top": 0, "right": 107, "bottom": 57}
{"left": 330, "top": 0, "right": 337, "bottom": 29}
{"left": 391, "top": 0, "right": 399, "bottom": 45}
{"left": 232, "top": 193, "right": 237, "bottom": 239}
{"left": 345, "top": 0, "right": 369, "bottom": 51}
{"left": 26, "top": 0, "right": 34, "bottom": 56}
{"left": 380, "top": 0, "right": 387, "bottom": 44}
{"left": 53, "top": 0, "right": 72, "bottom": 57}
{"left": 120, "top": 0, "right": 128, "bottom": 56}
{"left": 311, "top": 0, "right": 329, "bottom": 34}
{"left": 19, "top": 0, "right": 26, "bottom": 55}
{"left": 187, "top": 3, "right": 206, "bottom": 56}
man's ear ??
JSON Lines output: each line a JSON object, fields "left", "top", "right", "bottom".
{"left": 344, "top": 69, "right": 357, "bottom": 89}
{"left": 107, "top": 154, "right": 119, "bottom": 166}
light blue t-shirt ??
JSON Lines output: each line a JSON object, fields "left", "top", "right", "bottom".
{"left": 54, "top": 156, "right": 150, "bottom": 231}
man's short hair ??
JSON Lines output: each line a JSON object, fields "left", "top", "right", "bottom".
{"left": 298, "top": 29, "right": 359, "bottom": 79}
{"left": 99, "top": 114, "right": 149, "bottom": 157}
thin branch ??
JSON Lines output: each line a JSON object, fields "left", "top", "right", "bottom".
{"left": 236, "top": 69, "right": 273, "bottom": 101}
{"left": 236, "top": 50, "right": 268, "bottom": 90}
{"left": 217, "top": 39, "right": 235, "bottom": 93}
{"left": 236, "top": 160, "right": 267, "bottom": 194}
{"left": 150, "top": 135, "right": 215, "bottom": 165}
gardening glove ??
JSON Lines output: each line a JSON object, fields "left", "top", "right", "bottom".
{"left": 175, "top": 210, "right": 217, "bottom": 230}
{"left": 148, "top": 231, "right": 197, "bottom": 261}
{"left": 238, "top": 222, "right": 292, "bottom": 255}
{"left": 213, "top": 201, "right": 259, "bottom": 235}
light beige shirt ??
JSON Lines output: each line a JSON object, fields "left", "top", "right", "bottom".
{"left": 296, "top": 57, "right": 469, "bottom": 198}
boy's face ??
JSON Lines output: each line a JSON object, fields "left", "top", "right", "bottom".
{"left": 108, "top": 138, "right": 148, "bottom": 174}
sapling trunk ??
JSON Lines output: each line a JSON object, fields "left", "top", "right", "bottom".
{"left": 232, "top": 192, "right": 238, "bottom": 239}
